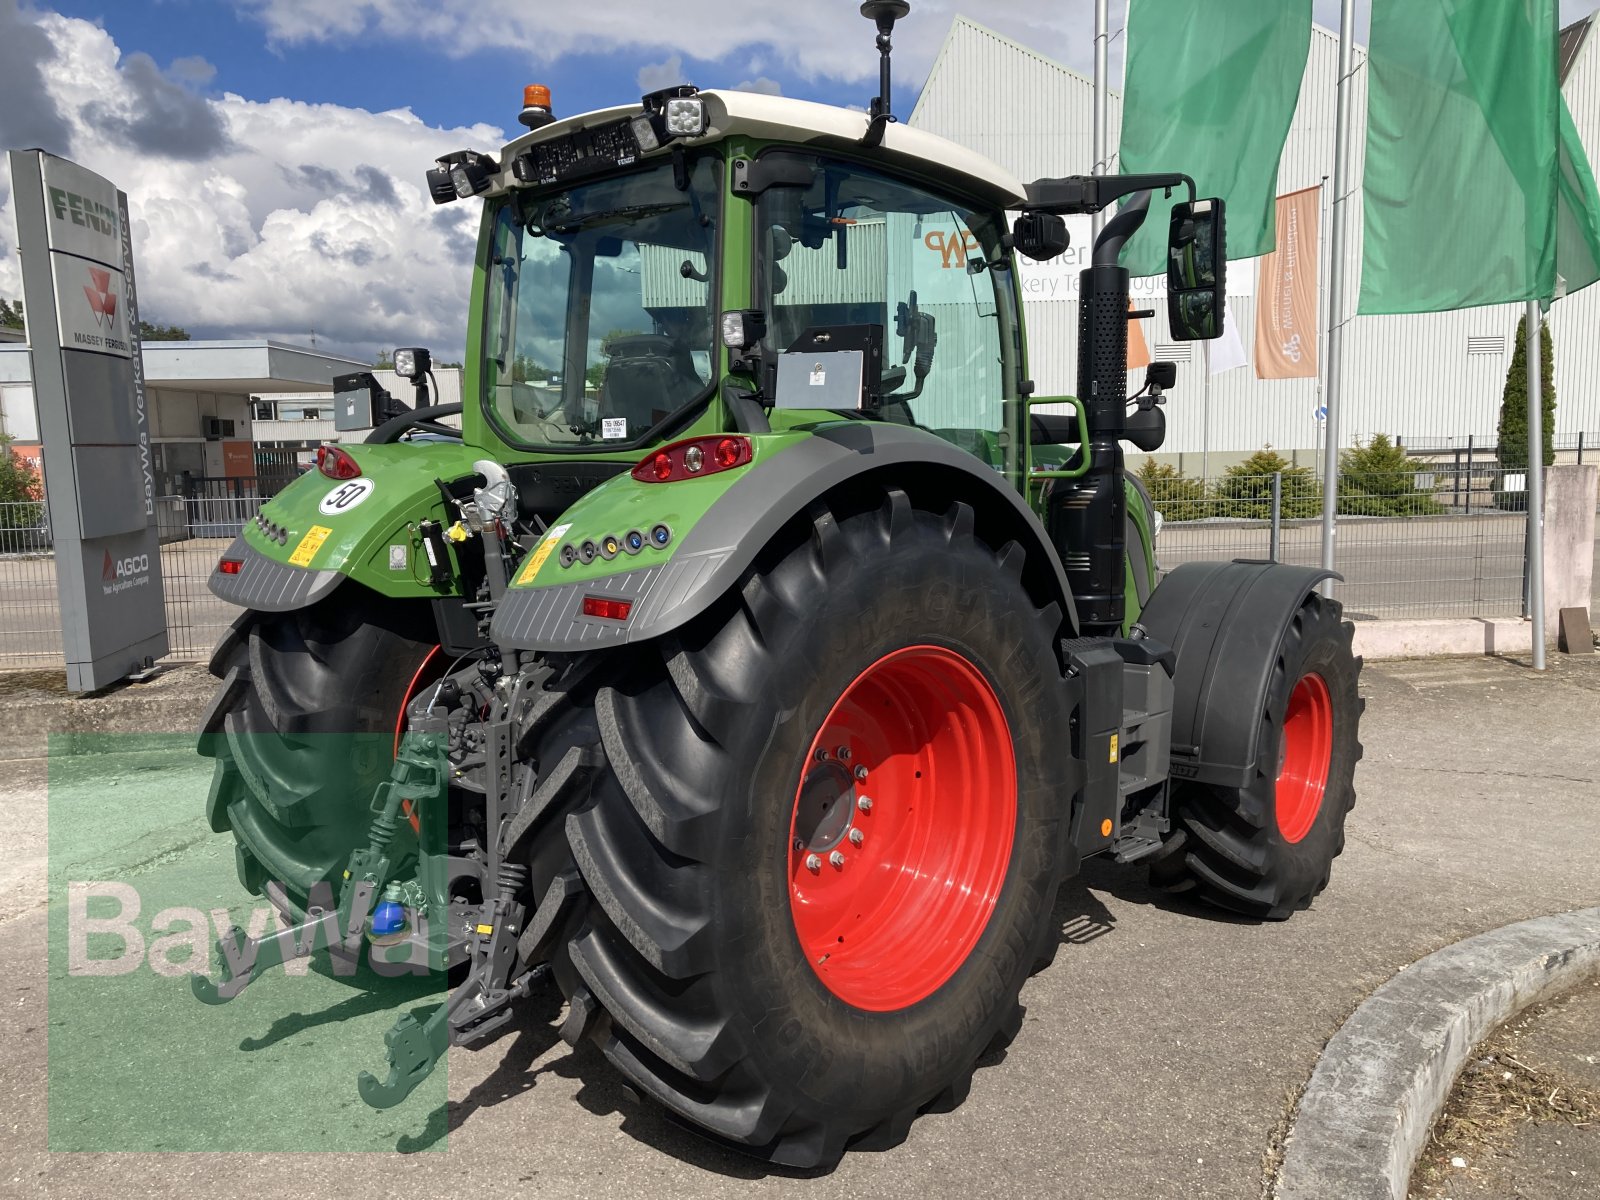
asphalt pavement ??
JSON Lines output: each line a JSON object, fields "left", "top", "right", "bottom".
{"left": 1, "top": 653, "right": 1598, "bottom": 1198}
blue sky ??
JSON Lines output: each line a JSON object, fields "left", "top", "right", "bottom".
{"left": 2, "top": 0, "right": 1596, "bottom": 361}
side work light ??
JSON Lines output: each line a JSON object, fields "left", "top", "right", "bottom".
{"left": 393, "top": 347, "right": 431, "bottom": 381}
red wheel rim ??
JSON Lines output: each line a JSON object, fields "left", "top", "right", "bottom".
{"left": 1275, "top": 672, "right": 1333, "bottom": 844}
{"left": 787, "top": 645, "right": 1017, "bottom": 1012}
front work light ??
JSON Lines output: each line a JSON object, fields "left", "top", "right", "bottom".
{"left": 629, "top": 115, "right": 662, "bottom": 153}
{"left": 720, "top": 309, "right": 767, "bottom": 350}
{"left": 664, "top": 96, "right": 707, "bottom": 137}
{"left": 429, "top": 151, "right": 497, "bottom": 204}
{"left": 393, "top": 347, "right": 431, "bottom": 381}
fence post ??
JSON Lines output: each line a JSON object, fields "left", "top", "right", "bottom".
{"left": 1270, "top": 471, "right": 1282, "bottom": 563}
{"left": 1465, "top": 435, "right": 1474, "bottom": 516}
{"left": 1579, "top": 432, "right": 1586, "bottom": 465}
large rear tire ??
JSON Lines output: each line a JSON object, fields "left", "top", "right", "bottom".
{"left": 1147, "top": 592, "right": 1362, "bottom": 919}
{"left": 517, "top": 488, "right": 1078, "bottom": 1167}
{"left": 197, "top": 593, "right": 439, "bottom": 910}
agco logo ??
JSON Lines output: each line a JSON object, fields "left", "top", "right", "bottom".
{"left": 84, "top": 268, "right": 119, "bottom": 329}
{"left": 102, "top": 549, "right": 150, "bottom": 593}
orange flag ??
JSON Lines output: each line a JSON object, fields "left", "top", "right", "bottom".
{"left": 1254, "top": 186, "right": 1320, "bottom": 379}
{"left": 1127, "top": 299, "right": 1151, "bottom": 370}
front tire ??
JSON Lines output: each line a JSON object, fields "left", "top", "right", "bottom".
{"left": 197, "top": 593, "right": 439, "bottom": 910}
{"left": 1148, "top": 592, "right": 1362, "bottom": 918}
{"left": 519, "top": 488, "right": 1079, "bottom": 1166}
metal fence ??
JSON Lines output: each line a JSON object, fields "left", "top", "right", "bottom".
{"left": 1145, "top": 470, "right": 1579, "bottom": 620}
{"left": 0, "top": 496, "right": 263, "bottom": 669}
{"left": 1, "top": 475, "right": 1595, "bottom": 672}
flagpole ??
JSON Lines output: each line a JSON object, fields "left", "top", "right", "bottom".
{"left": 1319, "top": 0, "right": 1357, "bottom": 595}
{"left": 1202, "top": 343, "right": 1212, "bottom": 481}
{"left": 1092, "top": 0, "right": 1109, "bottom": 237}
{"left": 1525, "top": 301, "right": 1545, "bottom": 669}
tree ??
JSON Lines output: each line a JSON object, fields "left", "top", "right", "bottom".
{"left": 1495, "top": 316, "right": 1555, "bottom": 510}
{"left": 1338, "top": 434, "right": 1444, "bottom": 516}
{"left": 1497, "top": 316, "right": 1555, "bottom": 470}
{"left": 373, "top": 349, "right": 394, "bottom": 369}
{"left": 1133, "top": 456, "right": 1208, "bottom": 523}
{"left": 1214, "top": 447, "right": 1321, "bottom": 520}
{"left": 0, "top": 435, "right": 44, "bottom": 533}
{"left": 0, "top": 298, "right": 22, "bottom": 330}
{"left": 138, "top": 319, "right": 190, "bottom": 341}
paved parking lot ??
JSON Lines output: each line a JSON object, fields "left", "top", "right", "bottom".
{"left": 1, "top": 652, "right": 1597, "bottom": 1197}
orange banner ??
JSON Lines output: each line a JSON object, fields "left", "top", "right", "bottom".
{"left": 1127, "top": 299, "right": 1151, "bottom": 370}
{"left": 1255, "top": 186, "right": 1320, "bottom": 379}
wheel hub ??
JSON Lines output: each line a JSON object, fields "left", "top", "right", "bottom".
{"left": 787, "top": 644, "right": 1017, "bottom": 1012}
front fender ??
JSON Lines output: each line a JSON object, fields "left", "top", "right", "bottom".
{"left": 491, "top": 423, "right": 1077, "bottom": 651}
{"left": 1136, "top": 560, "right": 1340, "bottom": 788}
{"left": 208, "top": 441, "right": 487, "bottom": 611}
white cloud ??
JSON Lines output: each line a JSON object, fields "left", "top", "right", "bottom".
{"left": 636, "top": 54, "right": 684, "bottom": 94}
{"left": 0, "top": 10, "right": 502, "bottom": 360}
{"left": 237, "top": 0, "right": 1105, "bottom": 88}
{"left": 733, "top": 77, "right": 784, "bottom": 97}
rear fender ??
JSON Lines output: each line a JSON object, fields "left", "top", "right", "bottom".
{"left": 490, "top": 422, "right": 1078, "bottom": 650}
{"left": 1135, "top": 560, "right": 1339, "bottom": 788}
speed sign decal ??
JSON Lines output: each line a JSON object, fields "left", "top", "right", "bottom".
{"left": 318, "top": 478, "right": 376, "bottom": 515}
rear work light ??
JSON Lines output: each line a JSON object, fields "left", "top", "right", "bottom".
{"left": 631, "top": 435, "right": 752, "bottom": 484}
{"left": 316, "top": 445, "right": 362, "bottom": 480}
{"left": 582, "top": 596, "right": 633, "bottom": 622}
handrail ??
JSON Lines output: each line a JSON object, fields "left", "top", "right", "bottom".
{"left": 1027, "top": 394, "right": 1091, "bottom": 481}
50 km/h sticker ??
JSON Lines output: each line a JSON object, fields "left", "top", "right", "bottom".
{"left": 318, "top": 478, "right": 375, "bottom": 515}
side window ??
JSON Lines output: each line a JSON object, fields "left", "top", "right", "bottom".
{"left": 760, "top": 160, "right": 1015, "bottom": 467}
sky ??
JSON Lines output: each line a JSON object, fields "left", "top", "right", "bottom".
{"left": 1, "top": 0, "right": 1597, "bottom": 362}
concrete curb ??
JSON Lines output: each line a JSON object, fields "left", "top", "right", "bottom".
{"left": 1275, "top": 906, "right": 1600, "bottom": 1199}
{"left": 1350, "top": 617, "right": 1533, "bottom": 661}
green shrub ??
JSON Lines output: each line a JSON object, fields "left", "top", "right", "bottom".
{"left": 1337, "top": 434, "right": 1445, "bottom": 516}
{"left": 1133, "top": 456, "right": 1208, "bottom": 522}
{"left": 0, "top": 435, "right": 44, "bottom": 531}
{"left": 1213, "top": 448, "right": 1321, "bottom": 519}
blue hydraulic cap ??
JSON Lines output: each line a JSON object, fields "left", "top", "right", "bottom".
{"left": 370, "top": 900, "right": 407, "bottom": 938}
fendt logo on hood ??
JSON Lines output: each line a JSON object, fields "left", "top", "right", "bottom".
{"left": 84, "top": 268, "right": 119, "bottom": 329}
{"left": 101, "top": 549, "right": 150, "bottom": 594}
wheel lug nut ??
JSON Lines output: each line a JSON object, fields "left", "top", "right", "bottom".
{"left": 805, "top": 854, "right": 822, "bottom": 873}
{"left": 836, "top": 746, "right": 851, "bottom": 762}
{"left": 815, "top": 748, "right": 829, "bottom": 762}
{"left": 854, "top": 765, "right": 868, "bottom": 781}
{"left": 848, "top": 828, "right": 864, "bottom": 847}
{"left": 793, "top": 838, "right": 805, "bottom": 851}
{"left": 857, "top": 796, "right": 873, "bottom": 813}
{"left": 829, "top": 851, "right": 846, "bottom": 868}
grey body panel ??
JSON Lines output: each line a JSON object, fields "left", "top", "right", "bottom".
{"left": 208, "top": 536, "right": 344, "bottom": 611}
{"left": 491, "top": 421, "right": 1077, "bottom": 651}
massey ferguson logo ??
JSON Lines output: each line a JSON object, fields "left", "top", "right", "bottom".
{"left": 84, "top": 268, "right": 119, "bottom": 328}
{"left": 101, "top": 549, "right": 150, "bottom": 594}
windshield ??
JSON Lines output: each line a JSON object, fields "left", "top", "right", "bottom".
{"left": 483, "top": 156, "right": 719, "bottom": 449}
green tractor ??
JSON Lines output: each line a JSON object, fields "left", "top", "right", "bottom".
{"left": 194, "top": 2, "right": 1360, "bottom": 1167}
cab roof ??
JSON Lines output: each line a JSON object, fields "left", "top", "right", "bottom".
{"left": 489, "top": 88, "right": 1028, "bottom": 211}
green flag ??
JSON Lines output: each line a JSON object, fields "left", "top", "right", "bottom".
{"left": 1358, "top": 0, "right": 1600, "bottom": 314}
{"left": 1118, "top": 1, "right": 1312, "bottom": 277}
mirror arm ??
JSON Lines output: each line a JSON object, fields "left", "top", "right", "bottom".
{"left": 1092, "top": 190, "right": 1152, "bottom": 268}
{"left": 1023, "top": 172, "right": 1195, "bottom": 215}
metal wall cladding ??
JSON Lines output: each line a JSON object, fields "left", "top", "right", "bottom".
{"left": 912, "top": 17, "right": 1600, "bottom": 460}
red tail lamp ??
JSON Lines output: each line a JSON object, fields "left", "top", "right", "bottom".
{"left": 631, "top": 435, "right": 752, "bottom": 483}
{"left": 582, "top": 596, "right": 633, "bottom": 622}
{"left": 316, "top": 445, "right": 362, "bottom": 480}
{"left": 219, "top": 558, "right": 243, "bottom": 575}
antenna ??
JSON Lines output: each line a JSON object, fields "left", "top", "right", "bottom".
{"left": 860, "top": 1, "right": 910, "bottom": 148}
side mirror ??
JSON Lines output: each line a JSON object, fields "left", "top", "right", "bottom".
{"left": 1145, "top": 360, "right": 1177, "bottom": 392}
{"left": 1011, "top": 211, "right": 1070, "bottom": 261}
{"left": 1166, "top": 197, "right": 1226, "bottom": 341}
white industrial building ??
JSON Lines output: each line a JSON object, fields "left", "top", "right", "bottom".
{"left": 911, "top": 14, "right": 1600, "bottom": 473}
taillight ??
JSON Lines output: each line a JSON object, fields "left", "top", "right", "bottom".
{"left": 631, "top": 435, "right": 752, "bottom": 483}
{"left": 582, "top": 596, "right": 633, "bottom": 621}
{"left": 316, "top": 445, "right": 362, "bottom": 480}
{"left": 219, "top": 558, "right": 243, "bottom": 575}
